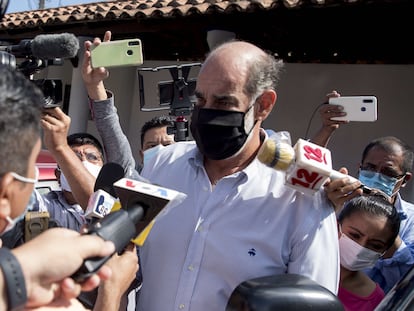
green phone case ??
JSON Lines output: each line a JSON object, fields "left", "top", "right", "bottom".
{"left": 90, "top": 38, "right": 143, "bottom": 68}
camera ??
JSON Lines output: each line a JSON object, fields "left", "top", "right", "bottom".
{"left": 138, "top": 63, "right": 201, "bottom": 142}
{"left": 0, "top": 50, "right": 63, "bottom": 109}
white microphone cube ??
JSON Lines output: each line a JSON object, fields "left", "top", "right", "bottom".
{"left": 85, "top": 189, "right": 116, "bottom": 219}
{"left": 285, "top": 139, "right": 333, "bottom": 196}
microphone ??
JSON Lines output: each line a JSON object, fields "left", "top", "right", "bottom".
{"left": 84, "top": 162, "right": 124, "bottom": 219}
{"left": 258, "top": 137, "right": 372, "bottom": 196}
{"left": 3, "top": 33, "right": 79, "bottom": 59}
{"left": 71, "top": 175, "right": 185, "bottom": 282}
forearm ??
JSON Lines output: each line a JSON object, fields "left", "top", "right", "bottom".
{"left": 50, "top": 144, "right": 95, "bottom": 209}
{"left": 85, "top": 80, "right": 108, "bottom": 101}
{"left": 310, "top": 126, "right": 336, "bottom": 147}
{"left": 91, "top": 93, "right": 138, "bottom": 178}
{"left": 93, "top": 283, "right": 122, "bottom": 311}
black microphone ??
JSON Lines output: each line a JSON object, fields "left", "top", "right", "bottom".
{"left": 71, "top": 167, "right": 184, "bottom": 282}
{"left": 85, "top": 162, "right": 125, "bottom": 219}
{"left": 94, "top": 162, "right": 124, "bottom": 196}
{"left": 4, "top": 33, "right": 79, "bottom": 59}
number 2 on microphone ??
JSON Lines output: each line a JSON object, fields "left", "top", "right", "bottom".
{"left": 303, "top": 145, "right": 328, "bottom": 165}
{"left": 291, "top": 169, "right": 323, "bottom": 190}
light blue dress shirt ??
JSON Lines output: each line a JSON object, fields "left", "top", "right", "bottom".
{"left": 365, "top": 194, "right": 414, "bottom": 293}
{"left": 138, "top": 142, "right": 339, "bottom": 310}
{"left": 92, "top": 94, "right": 340, "bottom": 311}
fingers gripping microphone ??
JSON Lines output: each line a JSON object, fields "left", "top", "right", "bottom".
{"left": 258, "top": 138, "right": 371, "bottom": 196}
{"left": 71, "top": 166, "right": 185, "bottom": 283}
{"left": 5, "top": 33, "right": 79, "bottom": 59}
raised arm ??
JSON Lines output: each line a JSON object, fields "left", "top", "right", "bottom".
{"left": 310, "top": 90, "right": 348, "bottom": 147}
{"left": 82, "top": 31, "right": 140, "bottom": 180}
{"left": 41, "top": 107, "right": 96, "bottom": 209}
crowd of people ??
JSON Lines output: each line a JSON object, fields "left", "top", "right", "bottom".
{"left": 0, "top": 29, "right": 412, "bottom": 311}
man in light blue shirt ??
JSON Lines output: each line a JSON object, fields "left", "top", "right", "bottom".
{"left": 83, "top": 32, "right": 340, "bottom": 310}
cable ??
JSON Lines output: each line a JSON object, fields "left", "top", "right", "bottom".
{"left": 304, "top": 102, "right": 326, "bottom": 141}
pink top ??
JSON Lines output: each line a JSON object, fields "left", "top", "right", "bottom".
{"left": 338, "top": 283, "right": 385, "bottom": 311}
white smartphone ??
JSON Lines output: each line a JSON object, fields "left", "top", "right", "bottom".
{"left": 329, "top": 96, "right": 378, "bottom": 122}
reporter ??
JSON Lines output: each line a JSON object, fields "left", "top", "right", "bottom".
{"left": 0, "top": 65, "right": 115, "bottom": 310}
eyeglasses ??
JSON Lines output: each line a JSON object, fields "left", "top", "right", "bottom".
{"left": 73, "top": 150, "right": 102, "bottom": 163}
{"left": 10, "top": 166, "right": 39, "bottom": 184}
{"left": 360, "top": 164, "right": 405, "bottom": 180}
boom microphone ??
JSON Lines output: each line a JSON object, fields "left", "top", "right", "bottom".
{"left": 4, "top": 33, "right": 79, "bottom": 59}
{"left": 258, "top": 137, "right": 372, "bottom": 196}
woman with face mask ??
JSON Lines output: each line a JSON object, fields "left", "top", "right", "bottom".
{"left": 337, "top": 195, "right": 400, "bottom": 311}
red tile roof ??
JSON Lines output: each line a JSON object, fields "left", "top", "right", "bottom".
{"left": 0, "top": 0, "right": 366, "bottom": 30}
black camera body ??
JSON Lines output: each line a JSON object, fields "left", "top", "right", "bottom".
{"left": 138, "top": 63, "right": 202, "bottom": 142}
{"left": 0, "top": 51, "right": 63, "bottom": 109}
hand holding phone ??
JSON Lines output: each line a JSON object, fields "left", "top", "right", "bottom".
{"left": 329, "top": 96, "right": 378, "bottom": 122}
{"left": 90, "top": 38, "right": 143, "bottom": 69}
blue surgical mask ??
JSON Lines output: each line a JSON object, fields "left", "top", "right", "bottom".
{"left": 358, "top": 170, "right": 402, "bottom": 197}
{"left": 143, "top": 144, "right": 165, "bottom": 166}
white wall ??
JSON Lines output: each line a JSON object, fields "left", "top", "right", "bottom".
{"left": 43, "top": 61, "right": 414, "bottom": 202}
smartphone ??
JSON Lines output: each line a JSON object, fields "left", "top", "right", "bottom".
{"left": 329, "top": 96, "right": 378, "bottom": 122}
{"left": 90, "top": 38, "right": 143, "bottom": 69}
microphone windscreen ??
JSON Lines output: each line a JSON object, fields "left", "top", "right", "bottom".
{"left": 31, "top": 33, "right": 80, "bottom": 59}
{"left": 94, "top": 162, "right": 125, "bottom": 197}
{"left": 258, "top": 139, "right": 295, "bottom": 171}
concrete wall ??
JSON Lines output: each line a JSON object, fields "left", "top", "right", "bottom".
{"left": 38, "top": 60, "right": 414, "bottom": 202}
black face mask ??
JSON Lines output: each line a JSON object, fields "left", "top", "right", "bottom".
{"left": 190, "top": 105, "right": 255, "bottom": 160}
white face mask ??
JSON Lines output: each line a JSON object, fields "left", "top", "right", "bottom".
{"left": 339, "top": 231, "right": 384, "bottom": 271}
{"left": 60, "top": 161, "right": 102, "bottom": 192}
{"left": 143, "top": 144, "right": 165, "bottom": 166}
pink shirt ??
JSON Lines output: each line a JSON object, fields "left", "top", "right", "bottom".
{"left": 338, "top": 283, "right": 385, "bottom": 311}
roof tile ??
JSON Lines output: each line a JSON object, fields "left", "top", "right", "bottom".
{"left": 0, "top": 0, "right": 389, "bottom": 31}
{"left": 0, "top": 0, "right": 291, "bottom": 30}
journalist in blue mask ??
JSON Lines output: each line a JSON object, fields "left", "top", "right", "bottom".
{"left": 358, "top": 138, "right": 410, "bottom": 201}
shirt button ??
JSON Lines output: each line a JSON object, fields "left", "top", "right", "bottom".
{"left": 179, "top": 304, "right": 185, "bottom": 309}
{"left": 203, "top": 186, "right": 208, "bottom": 191}
{"left": 188, "top": 265, "right": 194, "bottom": 271}
{"left": 196, "top": 225, "right": 203, "bottom": 232}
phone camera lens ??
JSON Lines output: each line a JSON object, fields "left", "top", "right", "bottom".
{"left": 127, "top": 50, "right": 133, "bottom": 56}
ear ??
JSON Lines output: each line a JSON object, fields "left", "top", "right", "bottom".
{"left": 139, "top": 149, "right": 144, "bottom": 164}
{"left": 255, "top": 90, "right": 277, "bottom": 122}
{"left": 0, "top": 173, "right": 15, "bottom": 225}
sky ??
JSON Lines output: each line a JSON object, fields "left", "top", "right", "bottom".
{"left": 6, "top": 0, "right": 100, "bottom": 13}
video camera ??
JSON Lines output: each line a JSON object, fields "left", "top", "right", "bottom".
{"left": 138, "top": 63, "right": 202, "bottom": 142}
{"left": 0, "top": 48, "right": 65, "bottom": 109}
{"left": 0, "top": 31, "right": 80, "bottom": 109}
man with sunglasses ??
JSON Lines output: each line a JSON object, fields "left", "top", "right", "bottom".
{"left": 313, "top": 94, "right": 414, "bottom": 293}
